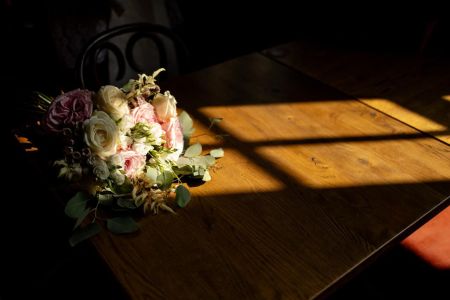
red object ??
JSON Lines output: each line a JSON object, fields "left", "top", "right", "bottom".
{"left": 402, "top": 205, "right": 450, "bottom": 269}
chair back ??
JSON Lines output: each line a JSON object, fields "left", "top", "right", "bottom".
{"left": 77, "top": 22, "right": 189, "bottom": 90}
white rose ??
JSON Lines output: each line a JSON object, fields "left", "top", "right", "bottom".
{"left": 152, "top": 91, "right": 177, "bottom": 122}
{"left": 96, "top": 85, "right": 130, "bottom": 121}
{"left": 84, "top": 111, "right": 118, "bottom": 159}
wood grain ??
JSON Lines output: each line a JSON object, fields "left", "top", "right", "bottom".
{"left": 262, "top": 41, "right": 450, "bottom": 144}
{"left": 87, "top": 53, "right": 450, "bottom": 299}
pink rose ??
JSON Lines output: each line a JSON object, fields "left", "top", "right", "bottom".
{"left": 45, "top": 89, "right": 93, "bottom": 133}
{"left": 130, "top": 96, "right": 158, "bottom": 125}
{"left": 120, "top": 150, "right": 146, "bottom": 177}
{"left": 162, "top": 117, "right": 184, "bottom": 161}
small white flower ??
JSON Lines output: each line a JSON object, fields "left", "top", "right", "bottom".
{"left": 119, "top": 135, "right": 133, "bottom": 149}
{"left": 133, "top": 136, "right": 146, "bottom": 144}
{"left": 132, "top": 142, "right": 153, "bottom": 155}
{"left": 150, "top": 123, "right": 165, "bottom": 145}
{"left": 117, "top": 114, "right": 134, "bottom": 133}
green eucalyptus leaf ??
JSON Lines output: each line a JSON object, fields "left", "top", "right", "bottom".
{"left": 111, "top": 178, "right": 133, "bottom": 194}
{"left": 204, "top": 155, "right": 216, "bottom": 167}
{"left": 210, "top": 148, "right": 224, "bottom": 158}
{"left": 209, "top": 117, "right": 223, "bottom": 128}
{"left": 157, "top": 170, "right": 175, "bottom": 190}
{"left": 134, "top": 195, "right": 146, "bottom": 208}
{"left": 175, "top": 185, "right": 191, "bottom": 208}
{"left": 121, "top": 80, "right": 133, "bottom": 93}
{"left": 174, "top": 165, "right": 193, "bottom": 176}
{"left": 65, "top": 192, "right": 89, "bottom": 219}
{"left": 69, "top": 223, "right": 101, "bottom": 247}
{"left": 193, "top": 156, "right": 213, "bottom": 169}
{"left": 117, "top": 198, "right": 137, "bottom": 209}
{"left": 178, "top": 111, "right": 195, "bottom": 139}
{"left": 202, "top": 170, "right": 212, "bottom": 182}
{"left": 97, "top": 192, "right": 114, "bottom": 206}
{"left": 107, "top": 217, "right": 139, "bottom": 234}
{"left": 73, "top": 208, "right": 92, "bottom": 230}
{"left": 145, "top": 167, "right": 158, "bottom": 185}
{"left": 184, "top": 143, "right": 202, "bottom": 158}
{"left": 198, "top": 168, "right": 205, "bottom": 176}
{"left": 177, "top": 156, "right": 193, "bottom": 167}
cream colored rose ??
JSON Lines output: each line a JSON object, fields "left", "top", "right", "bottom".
{"left": 84, "top": 111, "right": 118, "bottom": 159}
{"left": 152, "top": 91, "right": 177, "bottom": 122}
{"left": 96, "top": 85, "right": 130, "bottom": 121}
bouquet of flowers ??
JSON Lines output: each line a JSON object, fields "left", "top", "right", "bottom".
{"left": 31, "top": 69, "right": 223, "bottom": 246}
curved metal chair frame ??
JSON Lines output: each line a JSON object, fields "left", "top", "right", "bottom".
{"left": 77, "top": 22, "right": 189, "bottom": 89}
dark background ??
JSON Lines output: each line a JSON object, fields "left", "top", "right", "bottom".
{"left": 1, "top": 1, "right": 449, "bottom": 299}
{"left": 2, "top": 1, "right": 448, "bottom": 100}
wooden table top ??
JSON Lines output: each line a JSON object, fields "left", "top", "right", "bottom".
{"left": 261, "top": 40, "right": 450, "bottom": 144}
{"left": 90, "top": 53, "right": 450, "bottom": 299}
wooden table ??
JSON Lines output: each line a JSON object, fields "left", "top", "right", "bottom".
{"left": 261, "top": 41, "right": 450, "bottom": 144}
{"left": 88, "top": 53, "right": 450, "bottom": 299}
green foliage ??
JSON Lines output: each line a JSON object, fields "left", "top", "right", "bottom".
{"left": 208, "top": 117, "right": 223, "bottom": 128}
{"left": 110, "top": 177, "right": 133, "bottom": 195}
{"left": 178, "top": 111, "right": 195, "bottom": 139}
{"left": 210, "top": 148, "right": 224, "bottom": 158}
{"left": 117, "top": 198, "right": 138, "bottom": 209}
{"left": 176, "top": 154, "right": 216, "bottom": 181}
{"left": 157, "top": 170, "right": 175, "bottom": 190}
{"left": 107, "top": 217, "right": 139, "bottom": 234}
{"left": 121, "top": 80, "right": 133, "bottom": 93}
{"left": 96, "top": 191, "right": 115, "bottom": 206}
{"left": 65, "top": 192, "right": 89, "bottom": 219}
{"left": 130, "top": 122, "right": 157, "bottom": 144}
{"left": 69, "top": 223, "right": 101, "bottom": 247}
{"left": 202, "top": 170, "right": 211, "bottom": 182}
{"left": 184, "top": 143, "right": 202, "bottom": 157}
{"left": 176, "top": 185, "right": 191, "bottom": 208}
{"left": 73, "top": 208, "right": 92, "bottom": 230}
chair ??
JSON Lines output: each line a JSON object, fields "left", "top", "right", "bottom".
{"left": 76, "top": 22, "right": 190, "bottom": 90}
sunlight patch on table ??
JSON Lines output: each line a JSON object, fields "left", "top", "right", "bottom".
{"left": 191, "top": 148, "right": 286, "bottom": 196}
{"left": 442, "top": 95, "right": 450, "bottom": 103}
{"left": 361, "top": 98, "right": 447, "bottom": 131}
{"left": 198, "top": 101, "right": 418, "bottom": 143}
{"left": 255, "top": 138, "right": 450, "bottom": 189}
